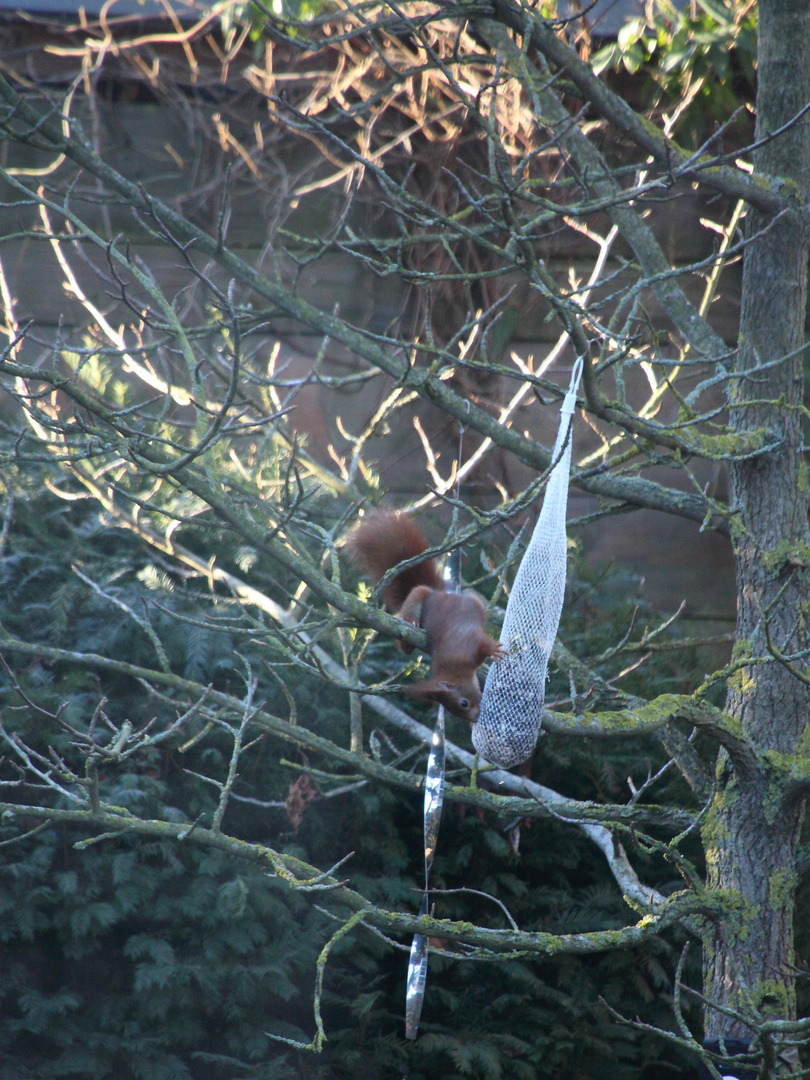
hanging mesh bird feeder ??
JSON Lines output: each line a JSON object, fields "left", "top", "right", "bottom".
{"left": 473, "top": 357, "right": 583, "bottom": 769}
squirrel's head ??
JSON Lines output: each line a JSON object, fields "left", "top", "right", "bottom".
{"left": 407, "top": 677, "right": 481, "bottom": 722}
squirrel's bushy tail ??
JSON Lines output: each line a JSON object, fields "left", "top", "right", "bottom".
{"left": 345, "top": 510, "right": 444, "bottom": 609}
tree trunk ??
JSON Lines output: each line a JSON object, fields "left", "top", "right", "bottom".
{"left": 702, "top": 0, "right": 810, "bottom": 1057}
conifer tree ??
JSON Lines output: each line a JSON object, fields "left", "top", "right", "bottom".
{"left": 0, "top": 1, "right": 807, "bottom": 1076}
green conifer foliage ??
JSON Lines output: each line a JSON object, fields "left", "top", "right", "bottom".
{"left": 0, "top": 461, "right": 702, "bottom": 1079}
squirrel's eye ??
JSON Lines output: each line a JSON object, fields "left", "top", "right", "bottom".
{"left": 459, "top": 699, "right": 469, "bottom": 709}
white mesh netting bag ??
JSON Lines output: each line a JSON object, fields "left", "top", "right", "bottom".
{"left": 473, "top": 359, "right": 583, "bottom": 768}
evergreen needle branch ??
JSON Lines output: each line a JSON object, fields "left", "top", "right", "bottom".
{"left": 71, "top": 564, "right": 172, "bottom": 674}
{"left": 0, "top": 799, "right": 704, "bottom": 954}
{"left": 13, "top": 465, "right": 682, "bottom": 839}
{"left": 597, "top": 996, "right": 733, "bottom": 1080}
{"left": 0, "top": 628, "right": 690, "bottom": 834}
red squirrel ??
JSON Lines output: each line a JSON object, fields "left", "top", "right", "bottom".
{"left": 345, "top": 510, "right": 503, "bottom": 721}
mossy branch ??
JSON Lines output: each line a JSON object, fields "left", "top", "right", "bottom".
{"left": 0, "top": 799, "right": 706, "bottom": 954}
{"left": 0, "top": 74, "right": 732, "bottom": 531}
{"left": 0, "top": 626, "right": 689, "bottom": 830}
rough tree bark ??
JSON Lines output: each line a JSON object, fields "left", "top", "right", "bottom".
{"left": 0, "top": 0, "right": 809, "bottom": 1074}
{"left": 703, "top": 0, "right": 810, "bottom": 1059}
